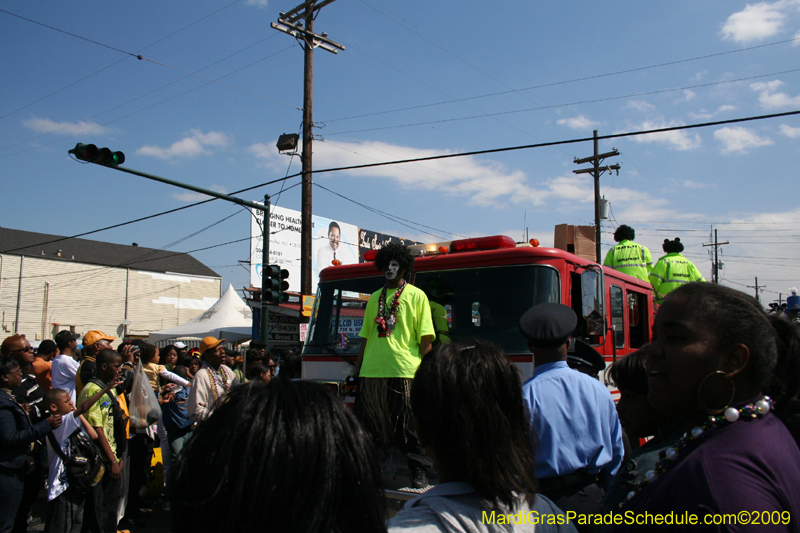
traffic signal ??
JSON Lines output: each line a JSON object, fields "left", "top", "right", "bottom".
{"left": 69, "top": 143, "right": 125, "bottom": 167}
{"left": 263, "top": 265, "right": 289, "bottom": 304}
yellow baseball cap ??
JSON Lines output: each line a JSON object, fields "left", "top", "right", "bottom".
{"left": 83, "top": 330, "right": 116, "bottom": 346}
{"left": 199, "top": 336, "right": 225, "bottom": 354}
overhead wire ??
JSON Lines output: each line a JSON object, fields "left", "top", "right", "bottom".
{"left": 324, "top": 68, "right": 800, "bottom": 136}
{"left": 322, "top": 32, "right": 800, "bottom": 124}
{"left": 0, "top": 1, "right": 242, "bottom": 122}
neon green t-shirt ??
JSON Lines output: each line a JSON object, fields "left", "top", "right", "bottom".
{"left": 359, "top": 283, "right": 435, "bottom": 378}
{"left": 78, "top": 381, "right": 117, "bottom": 456}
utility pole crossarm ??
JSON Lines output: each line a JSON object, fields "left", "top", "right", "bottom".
{"left": 574, "top": 150, "right": 620, "bottom": 165}
{"left": 573, "top": 131, "right": 620, "bottom": 263}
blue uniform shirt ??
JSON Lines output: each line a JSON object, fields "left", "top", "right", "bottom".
{"left": 522, "top": 360, "right": 624, "bottom": 491}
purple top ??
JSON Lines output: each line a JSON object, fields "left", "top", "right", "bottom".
{"left": 609, "top": 400, "right": 800, "bottom": 532}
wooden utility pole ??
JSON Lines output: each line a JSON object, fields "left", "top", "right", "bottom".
{"left": 272, "top": 1, "right": 344, "bottom": 296}
{"left": 702, "top": 227, "right": 729, "bottom": 283}
{"left": 748, "top": 277, "right": 763, "bottom": 303}
{"left": 573, "top": 131, "right": 620, "bottom": 262}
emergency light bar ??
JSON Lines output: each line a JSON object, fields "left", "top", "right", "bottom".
{"left": 450, "top": 235, "right": 516, "bottom": 253}
{"left": 363, "top": 235, "right": 517, "bottom": 262}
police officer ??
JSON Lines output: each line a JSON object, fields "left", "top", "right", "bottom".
{"left": 520, "top": 303, "right": 624, "bottom": 530}
{"left": 567, "top": 339, "right": 607, "bottom": 380}
{"left": 648, "top": 238, "right": 705, "bottom": 305}
{"left": 603, "top": 225, "right": 652, "bottom": 283}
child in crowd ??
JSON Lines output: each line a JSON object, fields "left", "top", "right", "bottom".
{"left": 44, "top": 380, "right": 121, "bottom": 533}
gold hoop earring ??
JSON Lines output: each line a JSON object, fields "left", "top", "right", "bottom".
{"left": 697, "top": 370, "right": 735, "bottom": 415}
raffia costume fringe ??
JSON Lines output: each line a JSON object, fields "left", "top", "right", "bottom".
{"left": 359, "top": 377, "right": 413, "bottom": 444}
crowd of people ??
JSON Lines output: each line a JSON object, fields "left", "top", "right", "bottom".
{"left": 0, "top": 329, "right": 291, "bottom": 533}
{"left": 3, "top": 238, "right": 800, "bottom": 532}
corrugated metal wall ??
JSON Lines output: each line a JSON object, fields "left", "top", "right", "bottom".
{"left": 0, "top": 254, "right": 221, "bottom": 340}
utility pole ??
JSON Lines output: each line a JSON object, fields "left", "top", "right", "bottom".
{"left": 748, "top": 277, "right": 763, "bottom": 303}
{"left": 702, "top": 227, "right": 729, "bottom": 284}
{"left": 573, "top": 131, "right": 620, "bottom": 262}
{"left": 272, "top": 1, "right": 344, "bottom": 296}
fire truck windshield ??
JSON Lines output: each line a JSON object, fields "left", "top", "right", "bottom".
{"left": 304, "top": 265, "right": 560, "bottom": 356}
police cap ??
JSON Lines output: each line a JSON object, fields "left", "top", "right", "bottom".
{"left": 567, "top": 339, "right": 606, "bottom": 373}
{"left": 519, "top": 302, "right": 577, "bottom": 348}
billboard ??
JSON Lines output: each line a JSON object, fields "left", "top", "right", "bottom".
{"left": 250, "top": 205, "right": 359, "bottom": 294}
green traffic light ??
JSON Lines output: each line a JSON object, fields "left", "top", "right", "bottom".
{"left": 68, "top": 143, "right": 124, "bottom": 166}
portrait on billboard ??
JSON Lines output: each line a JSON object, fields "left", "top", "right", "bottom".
{"left": 313, "top": 216, "right": 359, "bottom": 278}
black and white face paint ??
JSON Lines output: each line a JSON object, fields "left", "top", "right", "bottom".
{"left": 385, "top": 260, "right": 400, "bottom": 281}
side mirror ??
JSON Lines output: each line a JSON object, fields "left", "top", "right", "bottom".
{"left": 581, "top": 269, "right": 605, "bottom": 336}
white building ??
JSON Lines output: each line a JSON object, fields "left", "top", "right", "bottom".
{"left": 0, "top": 228, "right": 222, "bottom": 340}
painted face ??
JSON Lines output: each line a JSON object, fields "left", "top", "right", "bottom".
{"left": 329, "top": 228, "right": 341, "bottom": 251}
{"left": 647, "top": 296, "right": 722, "bottom": 421}
{"left": 385, "top": 260, "right": 401, "bottom": 281}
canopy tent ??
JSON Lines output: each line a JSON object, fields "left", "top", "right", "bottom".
{"left": 148, "top": 284, "right": 252, "bottom": 343}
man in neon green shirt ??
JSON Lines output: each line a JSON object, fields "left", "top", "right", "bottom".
{"left": 355, "top": 243, "right": 435, "bottom": 488}
{"left": 603, "top": 225, "right": 653, "bottom": 282}
{"left": 649, "top": 238, "right": 705, "bottom": 304}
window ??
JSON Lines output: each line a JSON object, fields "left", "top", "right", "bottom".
{"left": 610, "top": 285, "right": 625, "bottom": 349}
{"left": 305, "top": 265, "right": 560, "bottom": 356}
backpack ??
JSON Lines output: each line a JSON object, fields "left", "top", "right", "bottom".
{"left": 48, "top": 428, "right": 105, "bottom": 492}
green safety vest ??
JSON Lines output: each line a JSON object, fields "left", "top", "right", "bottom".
{"left": 648, "top": 253, "right": 706, "bottom": 304}
{"left": 602, "top": 240, "right": 653, "bottom": 282}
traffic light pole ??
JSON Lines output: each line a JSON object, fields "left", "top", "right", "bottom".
{"left": 75, "top": 159, "right": 274, "bottom": 342}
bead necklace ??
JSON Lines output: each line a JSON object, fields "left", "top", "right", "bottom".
{"left": 624, "top": 396, "right": 774, "bottom": 505}
{"left": 375, "top": 280, "right": 406, "bottom": 338}
{"left": 202, "top": 361, "right": 231, "bottom": 407}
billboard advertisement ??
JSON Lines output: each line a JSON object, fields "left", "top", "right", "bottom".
{"left": 250, "top": 204, "right": 359, "bottom": 294}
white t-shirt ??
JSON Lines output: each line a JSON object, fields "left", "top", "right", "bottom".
{"left": 51, "top": 354, "right": 80, "bottom": 402}
{"left": 46, "top": 413, "right": 83, "bottom": 501}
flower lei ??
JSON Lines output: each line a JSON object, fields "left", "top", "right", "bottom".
{"left": 375, "top": 280, "right": 406, "bottom": 338}
{"left": 202, "top": 361, "right": 231, "bottom": 406}
{"left": 623, "top": 396, "right": 774, "bottom": 505}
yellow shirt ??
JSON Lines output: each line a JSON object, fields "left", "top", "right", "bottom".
{"left": 359, "top": 283, "right": 435, "bottom": 378}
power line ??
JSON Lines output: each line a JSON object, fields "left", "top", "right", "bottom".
{"left": 313, "top": 182, "right": 466, "bottom": 240}
{"left": 312, "top": 110, "right": 800, "bottom": 177}
{"left": 1, "top": 175, "right": 302, "bottom": 254}
{"left": 322, "top": 34, "right": 800, "bottom": 124}
{"left": 324, "top": 68, "right": 800, "bottom": 136}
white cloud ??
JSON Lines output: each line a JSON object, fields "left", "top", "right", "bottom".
{"left": 779, "top": 124, "right": 800, "bottom": 137}
{"left": 136, "top": 129, "right": 230, "bottom": 159}
{"left": 690, "top": 71, "right": 709, "bottom": 82}
{"left": 750, "top": 79, "right": 800, "bottom": 108}
{"left": 172, "top": 185, "right": 228, "bottom": 202}
{"left": 245, "top": 0, "right": 268, "bottom": 6}
{"left": 688, "top": 105, "right": 736, "bottom": 120}
{"left": 618, "top": 119, "right": 702, "bottom": 151}
{"left": 676, "top": 90, "right": 697, "bottom": 103}
{"left": 23, "top": 117, "right": 111, "bottom": 136}
{"left": 626, "top": 100, "right": 655, "bottom": 112}
{"left": 556, "top": 115, "right": 599, "bottom": 130}
{"left": 683, "top": 180, "right": 714, "bottom": 189}
{"left": 714, "top": 126, "right": 774, "bottom": 153}
{"left": 721, "top": 1, "right": 788, "bottom": 43}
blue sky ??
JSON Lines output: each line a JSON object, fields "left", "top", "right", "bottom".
{"left": 2, "top": 0, "right": 800, "bottom": 304}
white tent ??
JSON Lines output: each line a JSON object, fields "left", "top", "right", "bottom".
{"left": 148, "top": 284, "right": 252, "bottom": 343}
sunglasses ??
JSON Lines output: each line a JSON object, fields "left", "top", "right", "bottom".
{"left": 12, "top": 346, "right": 34, "bottom": 354}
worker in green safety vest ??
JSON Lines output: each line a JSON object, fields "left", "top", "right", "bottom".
{"left": 649, "top": 238, "right": 706, "bottom": 304}
{"left": 602, "top": 225, "right": 653, "bottom": 283}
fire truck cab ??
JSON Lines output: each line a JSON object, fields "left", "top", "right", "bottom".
{"left": 302, "top": 235, "right": 654, "bottom": 397}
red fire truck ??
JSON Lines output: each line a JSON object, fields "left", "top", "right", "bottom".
{"left": 302, "top": 235, "right": 654, "bottom": 398}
